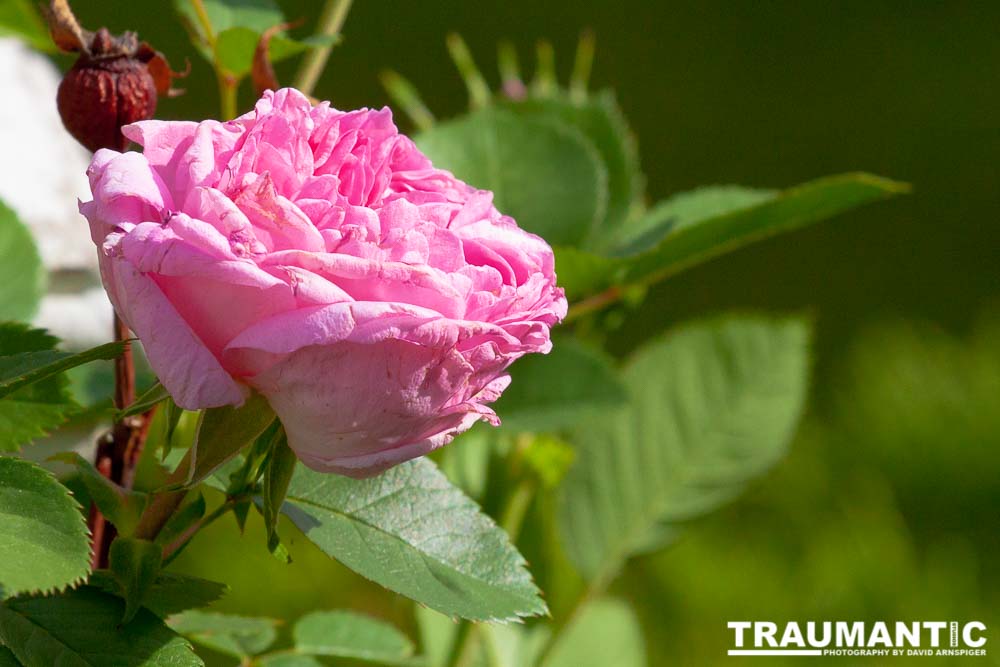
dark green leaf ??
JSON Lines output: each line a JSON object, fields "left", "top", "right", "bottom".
{"left": 0, "top": 199, "right": 44, "bottom": 321}
{"left": 258, "top": 655, "right": 322, "bottom": 667}
{"left": 552, "top": 246, "right": 622, "bottom": 302}
{"left": 0, "top": 646, "right": 22, "bottom": 667}
{"left": 559, "top": 316, "right": 811, "bottom": 582}
{"left": 282, "top": 459, "right": 546, "bottom": 622}
{"left": 493, "top": 339, "right": 627, "bottom": 432}
{"left": 109, "top": 539, "right": 162, "bottom": 624}
{"left": 0, "top": 324, "right": 76, "bottom": 450}
{"left": 0, "top": 339, "right": 126, "bottom": 400}
{"left": 0, "top": 587, "right": 202, "bottom": 666}
{"left": 293, "top": 610, "right": 416, "bottom": 663}
{"left": 88, "top": 570, "right": 228, "bottom": 619}
{"left": 50, "top": 453, "right": 148, "bottom": 536}
{"left": 0, "top": 458, "right": 90, "bottom": 598}
{"left": 169, "top": 611, "right": 278, "bottom": 659}
{"left": 183, "top": 392, "right": 275, "bottom": 488}
{"left": 417, "top": 108, "right": 607, "bottom": 247}
{"left": 503, "top": 90, "right": 643, "bottom": 239}
{"left": 262, "top": 429, "right": 296, "bottom": 562}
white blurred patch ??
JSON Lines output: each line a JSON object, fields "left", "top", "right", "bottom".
{"left": 0, "top": 37, "right": 95, "bottom": 272}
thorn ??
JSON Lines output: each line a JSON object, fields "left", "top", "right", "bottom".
{"left": 570, "top": 29, "right": 595, "bottom": 103}
{"left": 532, "top": 39, "right": 557, "bottom": 98}
{"left": 379, "top": 69, "right": 435, "bottom": 131}
{"left": 446, "top": 32, "right": 491, "bottom": 110}
{"left": 497, "top": 41, "right": 526, "bottom": 101}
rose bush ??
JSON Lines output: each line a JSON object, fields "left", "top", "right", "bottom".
{"left": 81, "top": 88, "right": 566, "bottom": 477}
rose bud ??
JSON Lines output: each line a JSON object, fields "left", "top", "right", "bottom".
{"left": 80, "top": 89, "right": 567, "bottom": 477}
{"left": 46, "top": 0, "right": 183, "bottom": 152}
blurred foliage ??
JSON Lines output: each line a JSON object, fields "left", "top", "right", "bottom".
{"left": 1, "top": 0, "right": 997, "bottom": 664}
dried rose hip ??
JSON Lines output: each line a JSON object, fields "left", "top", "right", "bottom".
{"left": 46, "top": 0, "right": 183, "bottom": 152}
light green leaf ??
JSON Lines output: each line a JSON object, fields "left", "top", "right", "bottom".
{"left": 109, "top": 539, "right": 162, "bottom": 624}
{"left": 611, "top": 185, "right": 776, "bottom": 255}
{"left": 258, "top": 655, "right": 322, "bottom": 667}
{"left": 183, "top": 392, "right": 275, "bottom": 488}
{"left": 293, "top": 610, "right": 416, "bottom": 664}
{"left": 50, "top": 453, "right": 148, "bottom": 536}
{"left": 154, "top": 494, "right": 206, "bottom": 557}
{"left": 262, "top": 428, "right": 296, "bottom": 562}
{"left": 88, "top": 570, "right": 228, "bottom": 619}
{"left": 559, "top": 316, "right": 811, "bottom": 582}
{"left": 174, "top": 0, "right": 283, "bottom": 44}
{"left": 0, "top": 199, "right": 44, "bottom": 321}
{"left": 493, "top": 339, "right": 627, "bottom": 432}
{"left": 417, "top": 108, "right": 607, "bottom": 247}
{"left": 0, "top": 339, "right": 125, "bottom": 400}
{"left": 503, "top": 90, "right": 643, "bottom": 238}
{"left": 618, "top": 173, "right": 908, "bottom": 283}
{"left": 0, "top": 458, "right": 90, "bottom": 598}
{"left": 215, "top": 27, "right": 340, "bottom": 79}
{"left": 282, "top": 459, "right": 546, "bottom": 622}
{"left": 169, "top": 611, "right": 278, "bottom": 659}
{"left": 544, "top": 598, "right": 645, "bottom": 667}
{"left": 556, "top": 173, "right": 907, "bottom": 305}
{"left": 117, "top": 383, "right": 170, "bottom": 421}
{"left": 0, "top": 0, "right": 53, "bottom": 52}
{"left": 0, "top": 324, "right": 75, "bottom": 450}
{"left": 0, "top": 587, "right": 203, "bottom": 666}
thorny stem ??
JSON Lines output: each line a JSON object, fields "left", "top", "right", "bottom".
{"left": 89, "top": 315, "right": 153, "bottom": 569}
{"left": 292, "top": 0, "right": 354, "bottom": 96}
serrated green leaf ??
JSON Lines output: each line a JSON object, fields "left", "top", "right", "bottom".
{"left": 293, "top": 610, "right": 416, "bottom": 664}
{"left": 503, "top": 90, "right": 643, "bottom": 240}
{"left": 88, "top": 570, "right": 228, "bottom": 619}
{"left": 0, "top": 339, "right": 126, "bottom": 400}
{"left": 0, "top": 199, "right": 44, "bottom": 321}
{"left": 544, "top": 598, "right": 645, "bottom": 667}
{"left": 262, "top": 429, "right": 296, "bottom": 561}
{"left": 559, "top": 316, "right": 810, "bottom": 583}
{"left": 619, "top": 173, "right": 908, "bottom": 282}
{"left": 282, "top": 459, "right": 546, "bottom": 622}
{"left": 558, "top": 174, "right": 907, "bottom": 306}
{"left": 0, "top": 324, "right": 76, "bottom": 450}
{"left": 169, "top": 611, "right": 278, "bottom": 659}
{"left": 0, "top": 587, "right": 202, "bottom": 666}
{"left": 183, "top": 392, "right": 275, "bottom": 488}
{"left": 416, "top": 108, "right": 607, "bottom": 247}
{"left": 0, "top": 458, "right": 90, "bottom": 598}
{"left": 611, "top": 185, "right": 776, "bottom": 256}
{"left": 51, "top": 453, "right": 149, "bottom": 536}
{"left": 493, "top": 339, "right": 627, "bottom": 432}
{"left": 109, "top": 539, "right": 162, "bottom": 624}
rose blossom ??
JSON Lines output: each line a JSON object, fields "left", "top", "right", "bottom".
{"left": 81, "top": 88, "right": 566, "bottom": 477}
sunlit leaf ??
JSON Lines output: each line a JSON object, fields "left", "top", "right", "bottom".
{"left": 559, "top": 316, "right": 810, "bottom": 582}
{"left": 0, "top": 458, "right": 90, "bottom": 598}
{"left": 282, "top": 459, "right": 546, "bottom": 622}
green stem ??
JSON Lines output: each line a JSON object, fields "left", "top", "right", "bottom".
{"left": 133, "top": 449, "right": 193, "bottom": 542}
{"left": 189, "top": 0, "right": 216, "bottom": 47}
{"left": 292, "top": 0, "right": 354, "bottom": 95}
{"left": 218, "top": 75, "right": 238, "bottom": 120}
{"left": 162, "top": 495, "right": 245, "bottom": 564}
{"left": 564, "top": 285, "right": 622, "bottom": 323}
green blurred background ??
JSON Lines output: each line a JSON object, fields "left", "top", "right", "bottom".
{"left": 55, "top": 1, "right": 1000, "bottom": 663}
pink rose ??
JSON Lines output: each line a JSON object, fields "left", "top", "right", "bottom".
{"left": 81, "top": 88, "right": 566, "bottom": 477}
